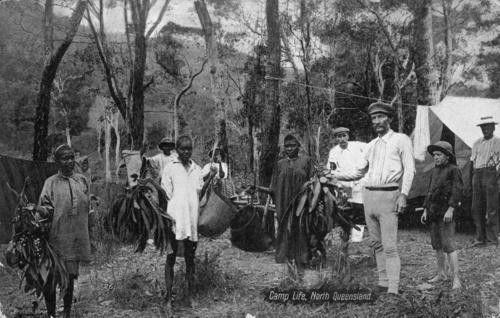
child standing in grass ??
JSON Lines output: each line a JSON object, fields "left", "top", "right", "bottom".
{"left": 420, "top": 141, "right": 462, "bottom": 289}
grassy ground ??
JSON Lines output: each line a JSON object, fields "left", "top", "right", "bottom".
{"left": 1, "top": 229, "right": 500, "bottom": 318}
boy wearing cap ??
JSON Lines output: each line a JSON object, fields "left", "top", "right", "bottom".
{"left": 329, "top": 102, "right": 415, "bottom": 295}
{"left": 470, "top": 116, "right": 500, "bottom": 247}
{"left": 420, "top": 141, "right": 462, "bottom": 289}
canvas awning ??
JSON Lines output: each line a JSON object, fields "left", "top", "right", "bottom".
{"left": 431, "top": 96, "right": 500, "bottom": 148}
{"left": 409, "top": 96, "right": 500, "bottom": 199}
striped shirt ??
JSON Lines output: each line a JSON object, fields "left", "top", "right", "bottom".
{"left": 332, "top": 129, "right": 415, "bottom": 196}
{"left": 471, "top": 136, "right": 500, "bottom": 169}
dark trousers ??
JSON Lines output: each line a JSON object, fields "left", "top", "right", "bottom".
{"left": 472, "top": 167, "right": 499, "bottom": 243}
{"left": 43, "top": 273, "right": 76, "bottom": 317}
{"left": 165, "top": 239, "right": 197, "bottom": 302}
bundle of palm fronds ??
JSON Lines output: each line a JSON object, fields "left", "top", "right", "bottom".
{"left": 107, "top": 178, "right": 173, "bottom": 253}
{"left": 4, "top": 180, "right": 69, "bottom": 296}
{"left": 282, "top": 175, "right": 360, "bottom": 259}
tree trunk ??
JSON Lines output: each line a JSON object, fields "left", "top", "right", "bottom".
{"left": 439, "top": 0, "right": 453, "bottom": 100}
{"left": 300, "top": 0, "right": 314, "bottom": 158}
{"left": 65, "top": 127, "right": 71, "bottom": 147}
{"left": 43, "top": 0, "right": 54, "bottom": 55}
{"left": 195, "top": 0, "right": 228, "bottom": 155}
{"left": 97, "top": 126, "right": 102, "bottom": 160}
{"left": 413, "top": 0, "right": 439, "bottom": 106}
{"left": 172, "top": 59, "right": 207, "bottom": 141}
{"left": 33, "top": 0, "right": 87, "bottom": 161}
{"left": 129, "top": 7, "right": 147, "bottom": 150}
{"left": 111, "top": 111, "right": 120, "bottom": 178}
{"left": 88, "top": 0, "right": 169, "bottom": 152}
{"left": 260, "top": 0, "right": 281, "bottom": 187}
{"left": 105, "top": 116, "right": 112, "bottom": 182}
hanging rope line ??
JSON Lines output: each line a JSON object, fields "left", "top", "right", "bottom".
{"left": 264, "top": 75, "right": 419, "bottom": 108}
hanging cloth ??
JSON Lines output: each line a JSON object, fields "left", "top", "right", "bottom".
{"left": 413, "top": 105, "right": 431, "bottom": 162}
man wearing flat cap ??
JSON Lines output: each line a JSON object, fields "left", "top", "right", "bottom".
{"left": 149, "top": 137, "right": 178, "bottom": 180}
{"left": 329, "top": 102, "right": 415, "bottom": 295}
{"left": 327, "top": 127, "right": 367, "bottom": 233}
{"left": 470, "top": 116, "right": 500, "bottom": 247}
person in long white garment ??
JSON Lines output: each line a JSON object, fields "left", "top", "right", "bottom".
{"left": 161, "top": 135, "right": 215, "bottom": 311}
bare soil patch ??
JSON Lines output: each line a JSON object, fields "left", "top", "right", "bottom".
{"left": 1, "top": 230, "right": 499, "bottom": 317}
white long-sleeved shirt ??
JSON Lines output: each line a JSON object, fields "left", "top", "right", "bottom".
{"left": 161, "top": 159, "right": 203, "bottom": 241}
{"left": 149, "top": 151, "right": 178, "bottom": 177}
{"left": 326, "top": 141, "right": 367, "bottom": 204}
{"left": 332, "top": 129, "right": 415, "bottom": 196}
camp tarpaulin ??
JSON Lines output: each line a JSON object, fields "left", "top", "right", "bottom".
{"left": 431, "top": 96, "right": 500, "bottom": 148}
{"left": 409, "top": 96, "right": 500, "bottom": 200}
{"left": 0, "top": 155, "right": 58, "bottom": 244}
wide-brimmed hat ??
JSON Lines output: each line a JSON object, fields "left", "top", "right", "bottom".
{"left": 427, "top": 141, "right": 456, "bottom": 164}
{"left": 367, "top": 102, "right": 394, "bottom": 116}
{"left": 477, "top": 116, "right": 498, "bottom": 126}
{"left": 332, "top": 127, "right": 350, "bottom": 136}
{"left": 159, "top": 137, "right": 175, "bottom": 148}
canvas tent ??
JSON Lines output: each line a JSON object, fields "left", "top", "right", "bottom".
{"left": 409, "top": 96, "right": 500, "bottom": 199}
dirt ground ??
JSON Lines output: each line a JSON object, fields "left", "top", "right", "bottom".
{"left": 1, "top": 229, "right": 500, "bottom": 318}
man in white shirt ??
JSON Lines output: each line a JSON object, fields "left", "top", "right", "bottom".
{"left": 149, "top": 137, "right": 178, "bottom": 181}
{"left": 161, "top": 136, "right": 215, "bottom": 311}
{"left": 470, "top": 116, "right": 500, "bottom": 247}
{"left": 327, "top": 127, "right": 367, "bottom": 205}
{"left": 327, "top": 127, "right": 367, "bottom": 241}
{"left": 330, "top": 102, "right": 415, "bottom": 295}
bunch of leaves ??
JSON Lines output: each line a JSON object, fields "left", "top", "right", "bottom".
{"left": 283, "top": 175, "right": 359, "bottom": 252}
{"left": 107, "top": 178, "right": 173, "bottom": 253}
{"left": 5, "top": 201, "right": 69, "bottom": 297}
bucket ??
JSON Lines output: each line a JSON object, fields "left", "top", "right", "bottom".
{"left": 122, "top": 150, "right": 141, "bottom": 186}
{"left": 350, "top": 225, "right": 365, "bottom": 243}
{"left": 230, "top": 205, "right": 273, "bottom": 252}
{"left": 198, "top": 187, "right": 238, "bottom": 237}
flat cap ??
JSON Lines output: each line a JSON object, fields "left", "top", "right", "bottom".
{"left": 367, "top": 102, "right": 394, "bottom": 116}
{"left": 332, "top": 127, "right": 350, "bottom": 135}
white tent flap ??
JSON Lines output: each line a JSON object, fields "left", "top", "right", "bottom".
{"left": 430, "top": 96, "right": 500, "bottom": 148}
{"left": 413, "top": 105, "right": 431, "bottom": 161}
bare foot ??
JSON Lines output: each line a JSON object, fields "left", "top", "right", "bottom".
{"left": 452, "top": 278, "right": 462, "bottom": 290}
{"left": 428, "top": 274, "right": 447, "bottom": 283}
